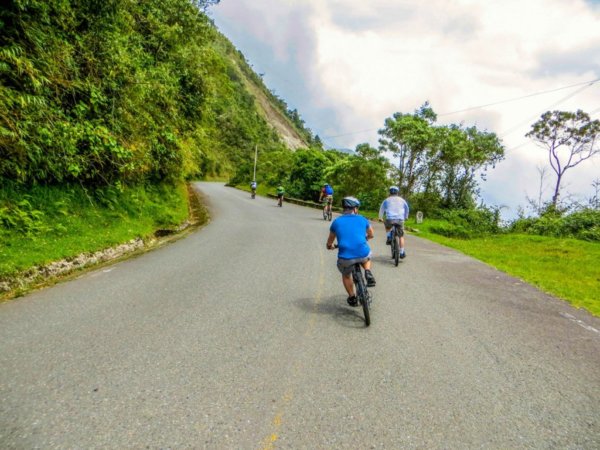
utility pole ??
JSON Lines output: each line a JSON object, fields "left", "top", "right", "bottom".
{"left": 253, "top": 144, "right": 258, "bottom": 181}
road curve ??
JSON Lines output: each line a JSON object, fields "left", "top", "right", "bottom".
{"left": 1, "top": 182, "right": 599, "bottom": 449}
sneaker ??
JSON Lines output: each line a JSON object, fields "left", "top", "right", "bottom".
{"left": 400, "top": 250, "right": 406, "bottom": 259}
{"left": 347, "top": 295, "right": 358, "bottom": 307}
{"left": 365, "top": 270, "right": 376, "bottom": 287}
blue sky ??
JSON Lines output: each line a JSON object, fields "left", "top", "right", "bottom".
{"left": 209, "top": 0, "right": 600, "bottom": 218}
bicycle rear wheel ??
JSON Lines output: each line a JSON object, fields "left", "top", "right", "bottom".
{"left": 327, "top": 208, "right": 332, "bottom": 221}
{"left": 353, "top": 266, "right": 370, "bottom": 327}
{"left": 393, "top": 228, "right": 400, "bottom": 266}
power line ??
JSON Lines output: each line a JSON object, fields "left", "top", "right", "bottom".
{"left": 320, "top": 78, "right": 600, "bottom": 144}
{"left": 500, "top": 81, "right": 597, "bottom": 137}
{"left": 438, "top": 78, "right": 600, "bottom": 116}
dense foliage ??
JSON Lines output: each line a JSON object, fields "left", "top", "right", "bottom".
{"left": 0, "top": 0, "right": 310, "bottom": 187}
{"left": 510, "top": 208, "right": 600, "bottom": 242}
{"left": 379, "top": 103, "right": 505, "bottom": 215}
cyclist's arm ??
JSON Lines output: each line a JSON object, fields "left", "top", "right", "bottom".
{"left": 366, "top": 224, "right": 374, "bottom": 240}
{"left": 326, "top": 231, "right": 336, "bottom": 249}
{"left": 378, "top": 201, "right": 386, "bottom": 220}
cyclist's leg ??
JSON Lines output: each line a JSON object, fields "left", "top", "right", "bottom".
{"left": 360, "top": 257, "right": 376, "bottom": 286}
{"left": 398, "top": 221, "right": 406, "bottom": 257}
{"left": 342, "top": 273, "right": 354, "bottom": 296}
{"left": 337, "top": 259, "right": 358, "bottom": 305}
{"left": 384, "top": 220, "right": 392, "bottom": 244}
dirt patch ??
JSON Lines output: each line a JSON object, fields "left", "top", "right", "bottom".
{"left": 234, "top": 61, "right": 307, "bottom": 150}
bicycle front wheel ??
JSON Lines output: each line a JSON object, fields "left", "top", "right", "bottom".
{"left": 354, "top": 267, "right": 370, "bottom": 327}
{"left": 393, "top": 231, "right": 400, "bottom": 266}
{"left": 361, "top": 292, "right": 370, "bottom": 327}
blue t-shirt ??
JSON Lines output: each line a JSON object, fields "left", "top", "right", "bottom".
{"left": 330, "top": 214, "right": 371, "bottom": 260}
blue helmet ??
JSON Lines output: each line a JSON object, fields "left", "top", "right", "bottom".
{"left": 389, "top": 186, "right": 400, "bottom": 194}
{"left": 342, "top": 196, "right": 360, "bottom": 209}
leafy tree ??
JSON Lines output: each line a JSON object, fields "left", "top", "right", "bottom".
{"left": 378, "top": 102, "right": 504, "bottom": 213}
{"left": 437, "top": 125, "right": 504, "bottom": 209}
{"left": 325, "top": 143, "right": 390, "bottom": 210}
{"left": 526, "top": 110, "right": 600, "bottom": 208}
{"left": 287, "top": 148, "right": 332, "bottom": 200}
{"left": 378, "top": 103, "right": 437, "bottom": 197}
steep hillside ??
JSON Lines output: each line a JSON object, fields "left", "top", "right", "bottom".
{"left": 0, "top": 0, "right": 313, "bottom": 188}
{"left": 212, "top": 31, "right": 308, "bottom": 151}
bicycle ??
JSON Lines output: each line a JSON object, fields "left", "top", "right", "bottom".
{"left": 334, "top": 245, "right": 372, "bottom": 327}
{"left": 277, "top": 195, "right": 283, "bottom": 207}
{"left": 251, "top": 190, "right": 256, "bottom": 199}
{"left": 322, "top": 198, "right": 333, "bottom": 221}
{"left": 390, "top": 223, "right": 404, "bottom": 267}
{"left": 351, "top": 262, "right": 372, "bottom": 326}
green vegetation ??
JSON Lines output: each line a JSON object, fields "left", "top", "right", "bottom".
{"left": 1, "top": 0, "right": 598, "bottom": 316}
{"left": 410, "top": 217, "right": 600, "bottom": 316}
{"left": 0, "top": 0, "right": 310, "bottom": 286}
{"left": 0, "top": 0, "right": 311, "bottom": 187}
{"left": 0, "top": 181, "right": 189, "bottom": 278}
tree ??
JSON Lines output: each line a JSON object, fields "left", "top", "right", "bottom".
{"left": 287, "top": 148, "right": 331, "bottom": 200}
{"left": 378, "top": 102, "right": 437, "bottom": 197}
{"left": 526, "top": 110, "right": 600, "bottom": 208}
{"left": 325, "top": 143, "right": 391, "bottom": 210}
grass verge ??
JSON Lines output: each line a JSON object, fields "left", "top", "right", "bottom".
{"left": 0, "top": 181, "right": 195, "bottom": 281}
{"left": 410, "top": 218, "right": 600, "bottom": 317}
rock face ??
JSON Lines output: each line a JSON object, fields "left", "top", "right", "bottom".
{"left": 0, "top": 238, "right": 145, "bottom": 294}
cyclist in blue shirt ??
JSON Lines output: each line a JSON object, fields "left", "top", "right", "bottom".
{"left": 326, "top": 196, "right": 376, "bottom": 306}
{"left": 319, "top": 183, "right": 334, "bottom": 216}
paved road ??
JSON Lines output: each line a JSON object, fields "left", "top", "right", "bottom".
{"left": 1, "top": 182, "right": 599, "bottom": 449}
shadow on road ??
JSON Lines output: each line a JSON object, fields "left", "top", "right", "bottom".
{"left": 294, "top": 296, "right": 368, "bottom": 329}
{"left": 370, "top": 254, "right": 404, "bottom": 266}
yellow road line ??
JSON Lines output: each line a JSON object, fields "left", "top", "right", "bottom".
{"left": 259, "top": 248, "right": 325, "bottom": 449}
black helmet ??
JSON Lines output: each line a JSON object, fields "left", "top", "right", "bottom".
{"left": 342, "top": 196, "right": 360, "bottom": 209}
{"left": 389, "top": 185, "right": 400, "bottom": 194}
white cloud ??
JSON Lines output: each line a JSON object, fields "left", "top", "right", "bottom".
{"left": 210, "top": 0, "right": 600, "bottom": 216}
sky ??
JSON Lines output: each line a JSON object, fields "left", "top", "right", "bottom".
{"left": 208, "top": 0, "right": 600, "bottom": 218}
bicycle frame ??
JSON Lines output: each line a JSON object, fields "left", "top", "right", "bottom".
{"left": 351, "top": 263, "right": 371, "bottom": 327}
{"left": 390, "top": 223, "right": 404, "bottom": 266}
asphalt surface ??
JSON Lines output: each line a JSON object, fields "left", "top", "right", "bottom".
{"left": 1, "top": 182, "right": 599, "bottom": 449}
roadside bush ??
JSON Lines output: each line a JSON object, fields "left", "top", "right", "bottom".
{"left": 430, "top": 207, "right": 501, "bottom": 238}
{"left": 509, "top": 208, "right": 600, "bottom": 241}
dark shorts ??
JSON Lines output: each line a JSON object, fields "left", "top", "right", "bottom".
{"left": 384, "top": 219, "right": 404, "bottom": 231}
{"left": 337, "top": 255, "right": 371, "bottom": 276}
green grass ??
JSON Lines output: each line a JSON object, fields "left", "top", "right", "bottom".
{"left": 409, "top": 218, "right": 600, "bottom": 317}
{"left": 0, "top": 182, "right": 190, "bottom": 279}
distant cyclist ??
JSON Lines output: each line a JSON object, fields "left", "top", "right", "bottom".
{"left": 276, "top": 185, "right": 285, "bottom": 206}
{"left": 326, "top": 196, "right": 376, "bottom": 307}
{"left": 378, "top": 186, "right": 409, "bottom": 259}
{"left": 250, "top": 180, "right": 257, "bottom": 198}
{"left": 319, "top": 183, "right": 334, "bottom": 216}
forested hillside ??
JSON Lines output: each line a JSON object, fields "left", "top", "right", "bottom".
{"left": 0, "top": 0, "right": 315, "bottom": 186}
{"left": 0, "top": 0, "right": 319, "bottom": 283}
